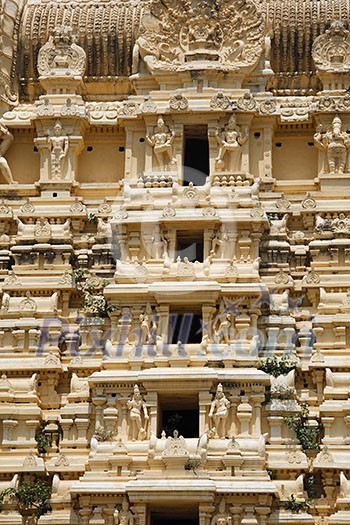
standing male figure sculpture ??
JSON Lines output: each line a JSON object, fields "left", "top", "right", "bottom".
{"left": 0, "top": 123, "right": 16, "bottom": 184}
{"left": 147, "top": 116, "right": 176, "bottom": 171}
{"left": 215, "top": 114, "right": 248, "bottom": 171}
{"left": 48, "top": 120, "right": 69, "bottom": 179}
{"left": 314, "top": 116, "right": 350, "bottom": 174}
{"left": 209, "top": 383, "right": 230, "bottom": 438}
{"left": 127, "top": 384, "right": 149, "bottom": 440}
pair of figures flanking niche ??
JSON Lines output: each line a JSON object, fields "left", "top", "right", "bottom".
{"left": 147, "top": 114, "right": 248, "bottom": 175}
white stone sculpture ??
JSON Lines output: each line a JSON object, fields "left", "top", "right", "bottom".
{"left": 270, "top": 290, "right": 289, "bottom": 314}
{"left": 215, "top": 114, "right": 248, "bottom": 171}
{"left": 37, "top": 25, "right": 87, "bottom": 78}
{"left": 0, "top": 123, "right": 16, "bottom": 184}
{"left": 70, "top": 373, "right": 89, "bottom": 395}
{"left": 319, "top": 288, "right": 350, "bottom": 309}
{"left": 146, "top": 116, "right": 176, "bottom": 171}
{"left": 314, "top": 116, "right": 350, "bottom": 174}
{"left": 113, "top": 498, "right": 135, "bottom": 525}
{"left": 48, "top": 121, "right": 69, "bottom": 180}
{"left": 312, "top": 21, "right": 350, "bottom": 74}
{"left": 214, "top": 313, "right": 233, "bottom": 345}
{"left": 274, "top": 474, "right": 305, "bottom": 501}
{"left": 340, "top": 471, "right": 350, "bottom": 498}
{"left": 0, "top": 373, "right": 37, "bottom": 395}
{"left": 96, "top": 218, "right": 112, "bottom": 239}
{"left": 269, "top": 213, "right": 289, "bottom": 235}
{"left": 127, "top": 384, "right": 149, "bottom": 441}
{"left": 162, "top": 429, "right": 188, "bottom": 457}
{"left": 270, "top": 369, "right": 296, "bottom": 399}
{"left": 133, "top": 0, "right": 264, "bottom": 75}
{"left": 211, "top": 499, "right": 232, "bottom": 525}
{"left": 209, "top": 384, "right": 230, "bottom": 439}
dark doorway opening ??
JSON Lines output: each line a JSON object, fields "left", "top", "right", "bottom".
{"left": 176, "top": 230, "right": 204, "bottom": 262}
{"left": 151, "top": 507, "right": 198, "bottom": 525}
{"left": 158, "top": 394, "right": 199, "bottom": 438}
{"left": 168, "top": 312, "right": 202, "bottom": 344}
{"left": 184, "top": 125, "right": 209, "bottom": 186}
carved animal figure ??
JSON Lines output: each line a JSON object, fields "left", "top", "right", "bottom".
{"left": 340, "top": 471, "right": 350, "bottom": 498}
{"left": 70, "top": 373, "right": 89, "bottom": 394}
{"left": 270, "top": 290, "right": 289, "bottom": 314}
{"left": 269, "top": 214, "right": 288, "bottom": 235}
{"left": 319, "top": 288, "right": 350, "bottom": 308}
{"left": 274, "top": 474, "right": 305, "bottom": 500}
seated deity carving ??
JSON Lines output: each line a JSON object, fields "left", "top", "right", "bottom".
{"left": 0, "top": 124, "right": 16, "bottom": 185}
{"left": 215, "top": 114, "right": 248, "bottom": 172}
{"left": 314, "top": 116, "right": 350, "bottom": 174}
{"left": 209, "top": 384, "right": 230, "bottom": 439}
{"left": 146, "top": 116, "right": 176, "bottom": 171}
{"left": 127, "top": 384, "right": 149, "bottom": 441}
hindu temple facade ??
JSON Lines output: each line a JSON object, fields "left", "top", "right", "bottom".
{"left": 1, "top": 0, "right": 350, "bottom": 523}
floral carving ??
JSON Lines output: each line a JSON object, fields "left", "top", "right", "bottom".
{"left": 37, "top": 25, "right": 87, "bottom": 77}
{"left": 169, "top": 94, "right": 188, "bottom": 111}
{"left": 312, "top": 21, "right": 350, "bottom": 73}
{"left": 210, "top": 92, "right": 231, "bottom": 110}
{"left": 133, "top": 0, "right": 264, "bottom": 75}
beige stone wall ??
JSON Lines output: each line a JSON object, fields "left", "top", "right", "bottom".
{"left": 1, "top": 3, "right": 350, "bottom": 525}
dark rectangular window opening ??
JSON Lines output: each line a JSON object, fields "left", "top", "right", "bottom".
{"left": 151, "top": 507, "right": 198, "bottom": 525}
{"left": 183, "top": 125, "right": 209, "bottom": 186}
{"left": 168, "top": 311, "right": 202, "bottom": 344}
{"left": 176, "top": 230, "right": 204, "bottom": 262}
{"left": 158, "top": 394, "right": 199, "bottom": 438}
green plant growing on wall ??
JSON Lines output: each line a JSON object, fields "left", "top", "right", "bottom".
{"left": 258, "top": 355, "right": 298, "bottom": 377}
{"left": 284, "top": 403, "right": 321, "bottom": 451}
{"left": 0, "top": 479, "right": 52, "bottom": 524}
{"left": 284, "top": 495, "right": 311, "bottom": 513}
{"left": 34, "top": 430, "right": 50, "bottom": 455}
{"left": 73, "top": 270, "right": 116, "bottom": 317}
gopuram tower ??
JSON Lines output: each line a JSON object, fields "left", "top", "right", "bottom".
{"left": 1, "top": 1, "right": 350, "bottom": 524}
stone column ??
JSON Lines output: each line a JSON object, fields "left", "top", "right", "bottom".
{"left": 75, "top": 418, "right": 90, "bottom": 446}
{"left": 267, "top": 415, "right": 284, "bottom": 445}
{"left": 130, "top": 504, "right": 147, "bottom": 525}
{"left": 26, "top": 420, "right": 39, "bottom": 444}
{"left": 199, "top": 504, "right": 215, "bottom": 525}
{"left": 199, "top": 390, "right": 212, "bottom": 435}
{"left": 92, "top": 397, "right": 106, "bottom": 430}
{"left": 237, "top": 396, "right": 253, "bottom": 436}
{"left": 2, "top": 419, "right": 18, "bottom": 443}
{"left": 145, "top": 391, "right": 158, "bottom": 437}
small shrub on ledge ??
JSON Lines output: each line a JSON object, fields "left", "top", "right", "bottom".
{"left": 0, "top": 479, "right": 52, "bottom": 523}
{"left": 258, "top": 355, "right": 298, "bottom": 377}
{"left": 284, "top": 403, "right": 321, "bottom": 451}
{"left": 284, "top": 495, "right": 311, "bottom": 513}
